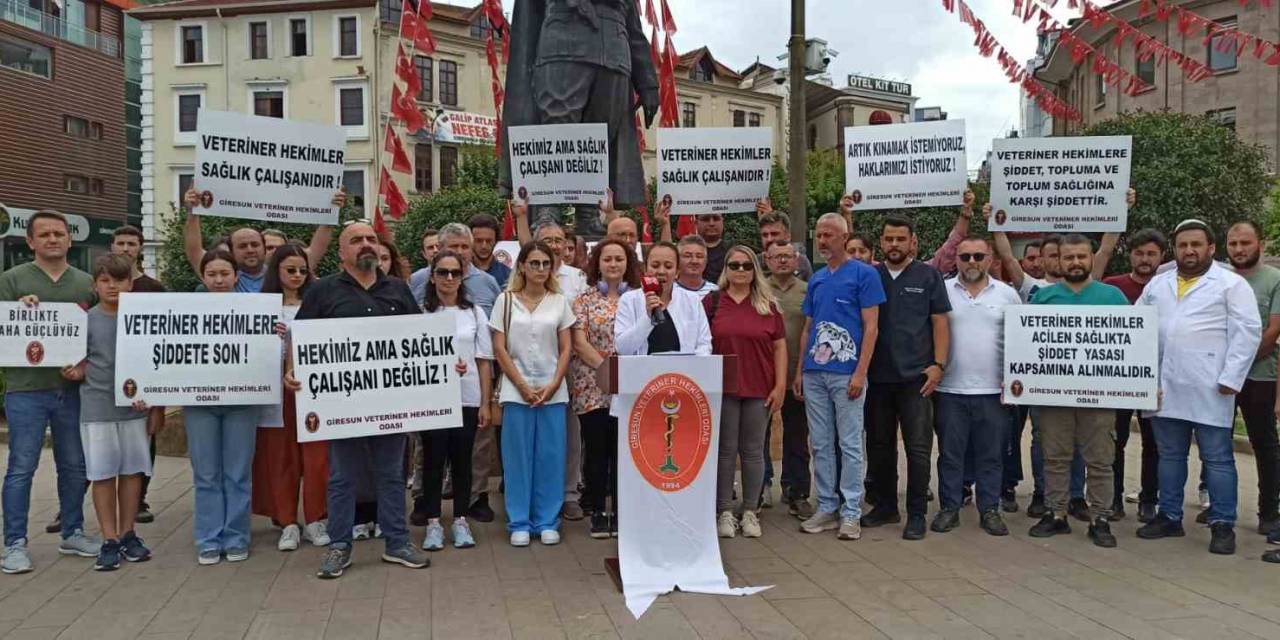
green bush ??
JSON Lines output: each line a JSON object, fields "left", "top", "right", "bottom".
{"left": 393, "top": 185, "right": 508, "bottom": 271}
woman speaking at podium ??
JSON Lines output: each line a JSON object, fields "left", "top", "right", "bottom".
{"left": 614, "top": 242, "right": 712, "bottom": 357}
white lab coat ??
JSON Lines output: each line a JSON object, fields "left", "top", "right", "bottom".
{"left": 1139, "top": 262, "right": 1261, "bottom": 428}
{"left": 610, "top": 286, "right": 712, "bottom": 417}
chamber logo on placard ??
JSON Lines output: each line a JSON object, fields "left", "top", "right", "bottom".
{"left": 122, "top": 378, "right": 138, "bottom": 399}
{"left": 25, "top": 341, "right": 44, "bottom": 366}
{"left": 1010, "top": 379, "right": 1024, "bottom": 398}
{"left": 628, "top": 373, "right": 712, "bottom": 492}
{"left": 0, "top": 204, "right": 11, "bottom": 236}
{"left": 304, "top": 412, "right": 321, "bottom": 434}
{"left": 199, "top": 190, "right": 214, "bottom": 209}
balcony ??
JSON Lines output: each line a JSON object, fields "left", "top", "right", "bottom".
{"left": 1, "top": 0, "right": 120, "bottom": 58}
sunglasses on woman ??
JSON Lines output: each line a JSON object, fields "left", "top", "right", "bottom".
{"left": 725, "top": 261, "right": 754, "bottom": 272}
{"left": 284, "top": 266, "right": 309, "bottom": 276}
{"left": 433, "top": 268, "right": 464, "bottom": 280}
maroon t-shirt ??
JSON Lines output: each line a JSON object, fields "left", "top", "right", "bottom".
{"left": 1102, "top": 273, "right": 1145, "bottom": 304}
{"left": 704, "top": 292, "right": 785, "bottom": 398}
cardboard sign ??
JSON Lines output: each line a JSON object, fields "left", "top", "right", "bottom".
{"left": 193, "top": 109, "right": 347, "bottom": 225}
{"left": 657, "top": 127, "right": 773, "bottom": 215}
{"left": 115, "top": 293, "right": 283, "bottom": 406}
{"left": 0, "top": 302, "right": 86, "bottom": 367}
{"left": 507, "top": 123, "right": 608, "bottom": 205}
{"left": 1003, "top": 305, "right": 1158, "bottom": 410}
{"left": 291, "top": 313, "right": 463, "bottom": 442}
{"left": 842, "top": 119, "right": 967, "bottom": 210}
{"left": 989, "top": 136, "right": 1132, "bottom": 232}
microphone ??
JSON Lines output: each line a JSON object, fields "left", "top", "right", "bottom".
{"left": 642, "top": 276, "right": 670, "bottom": 325}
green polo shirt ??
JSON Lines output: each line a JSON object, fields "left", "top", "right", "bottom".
{"left": 1030, "top": 280, "right": 1129, "bottom": 307}
{"left": 1233, "top": 265, "right": 1280, "bottom": 380}
{"left": 770, "top": 274, "right": 807, "bottom": 382}
{"left": 0, "top": 262, "right": 95, "bottom": 392}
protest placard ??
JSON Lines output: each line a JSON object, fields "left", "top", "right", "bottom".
{"left": 0, "top": 302, "right": 86, "bottom": 367}
{"left": 193, "top": 109, "right": 347, "bottom": 225}
{"left": 989, "top": 136, "right": 1132, "bottom": 232}
{"left": 115, "top": 293, "right": 283, "bottom": 406}
{"left": 1003, "top": 305, "right": 1158, "bottom": 410}
{"left": 433, "top": 111, "right": 498, "bottom": 146}
{"left": 290, "top": 313, "right": 463, "bottom": 442}
{"left": 657, "top": 127, "right": 773, "bottom": 215}
{"left": 842, "top": 119, "right": 967, "bottom": 210}
{"left": 507, "top": 123, "right": 608, "bottom": 205}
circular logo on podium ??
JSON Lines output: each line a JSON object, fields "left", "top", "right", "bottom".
{"left": 25, "top": 341, "right": 44, "bottom": 366}
{"left": 627, "top": 373, "right": 712, "bottom": 493}
{"left": 304, "top": 412, "right": 321, "bottom": 434}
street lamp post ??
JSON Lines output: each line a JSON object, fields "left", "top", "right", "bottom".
{"left": 787, "top": 0, "right": 807, "bottom": 241}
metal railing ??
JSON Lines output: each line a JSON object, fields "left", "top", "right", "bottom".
{"left": 0, "top": 0, "right": 120, "bottom": 58}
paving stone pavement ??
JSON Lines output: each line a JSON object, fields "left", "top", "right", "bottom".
{"left": 0, "top": 442, "right": 1278, "bottom": 639}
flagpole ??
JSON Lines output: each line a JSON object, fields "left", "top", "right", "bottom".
{"left": 787, "top": 0, "right": 806, "bottom": 240}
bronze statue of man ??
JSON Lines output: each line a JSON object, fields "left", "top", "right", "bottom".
{"left": 500, "top": 0, "right": 660, "bottom": 234}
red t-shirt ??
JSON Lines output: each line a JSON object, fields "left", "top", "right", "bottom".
{"left": 704, "top": 292, "right": 785, "bottom": 398}
{"left": 1102, "top": 273, "right": 1146, "bottom": 304}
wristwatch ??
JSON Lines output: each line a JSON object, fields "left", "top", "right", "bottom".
{"left": 932, "top": 361, "right": 947, "bottom": 371}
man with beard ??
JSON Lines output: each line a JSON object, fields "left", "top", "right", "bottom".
{"left": 862, "top": 215, "right": 952, "bottom": 540}
{"left": 1027, "top": 235, "right": 1129, "bottom": 548}
{"left": 931, "top": 236, "right": 1020, "bottom": 536}
{"left": 697, "top": 214, "right": 728, "bottom": 283}
{"left": 468, "top": 214, "right": 512, "bottom": 288}
{"left": 1137, "top": 220, "right": 1259, "bottom": 556}
{"left": 1021, "top": 241, "right": 1045, "bottom": 280}
{"left": 1103, "top": 229, "right": 1168, "bottom": 523}
{"left": 286, "top": 222, "right": 431, "bottom": 578}
{"left": 1224, "top": 221, "right": 1280, "bottom": 537}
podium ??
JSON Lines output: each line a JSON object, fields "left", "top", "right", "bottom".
{"left": 596, "top": 354, "right": 737, "bottom": 592}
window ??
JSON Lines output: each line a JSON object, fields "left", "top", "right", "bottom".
{"left": 439, "top": 60, "right": 458, "bottom": 106}
{"left": 1094, "top": 71, "right": 1106, "bottom": 108}
{"left": 690, "top": 57, "right": 713, "bottom": 83}
{"left": 681, "top": 102, "right": 697, "bottom": 128}
{"left": 249, "top": 22, "right": 269, "bottom": 59}
{"left": 339, "top": 88, "right": 363, "bottom": 126}
{"left": 177, "top": 172, "right": 195, "bottom": 203}
{"left": 1135, "top": 55, "right": 1155, "bottom": 86}
{"left": 0, "top": 33, "right": 53, "bottom": 78}
{"left": 470, "top": 15, "right": 493, "bottom": 40}
{"left": 415, "top": 55, "right": 433, "bottom": 101}
{"left": 380, "top": 0, "right": 410, "bottom": 24}
{"left": 64, "top": 116, "right": 89, "bottom": 137}
{"left": 1209, "top": 17, "right": 1239, "bottom": 72}
{"left": 414, "top": 144, "right": 432, "bottom": 192}
{"left": 748, "top": 112, "right": 761, "bottom": 127}
{"left": 440, "top": 147, "right": 458, "bottom": 188}
{"left": 732, "top": 110, "right": 745, "bottom": 127}
{"left": 253, "top": 90, "right": 284, "bottom": 118}
{"left": 337, "top": 16, "right": 359, "bottom": 57}
{"left": 174, "top": 89, "right": 205, "bottom": 145}
{"left": 91, "top": 122, "right": 103, "bottom": 139}
{"left": 181, "top": 25, "right": 204, "bottom": 63}
{"left": 289, "top": 18, "right": 309, "bottom": 56}
{"left": 64, "top": 175, "right": 89, "bottom": 194}
{"left": 178, "top": 94, "right": 201, "bottom": 132}
{"left": 90, "top": 179, "right": 104, "bottom": 195}
{"left": 335, "top": 81, "right": 369, "bottom": 138}
{"left": 1208, "top": 107, "right": 1237, "bottom": 131}
{"left": 342, "top": 169, "right": 366, "bottom": 213}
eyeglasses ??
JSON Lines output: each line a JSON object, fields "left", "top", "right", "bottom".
{"left": 525, "top": 259, "right": 553, "bottom": 271}
{"left": 434, "top": 268, "right": 464, "bottom": 280}
{"left": 958, "top": 253, "right": 988, "bottom": 262}
{"left": 726, "top": 261, "right": 755, "bottom": 272}
{"left": 284, "top": 267, "right": 310, "bottom": 276}
{"left": 541, "top": 237, "right": 565, "bottom": 246}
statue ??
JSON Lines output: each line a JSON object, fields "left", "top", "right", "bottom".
{"left": 499, "top": 0, "right": 660, "bottom": 236}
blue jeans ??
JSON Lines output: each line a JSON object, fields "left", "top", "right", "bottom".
{"left": 936, "top": 394, "right": 1006, "bottom": 513}
{"left": 1029, "top": 408, "right": 1085, "bottom": 499}
{"left": 184, "top": 405, "right": 258, "bottom": 552}
{"left": 803, "top": 372, "right": 866, "bottom": 519}
{"left": 501, "top": 402, "right": 566, "bottom": 534}
{"left": 328, "top": 434, "right": 409, "bottom": 551}
{"left": 3, "top": 390, "right": 87, "bottom": 545}
{"left": 1153, "top": 417, "right": 1237, "bottom": 525}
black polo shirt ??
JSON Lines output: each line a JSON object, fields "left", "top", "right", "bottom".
{"left": 296, "top": 269, "right": 420, "bottom": 321}
{"left": 704, "top": 240, "right": 728, "bottom": 283}
{"left": 869, "top": 259, "right": 951, "bottom": 384}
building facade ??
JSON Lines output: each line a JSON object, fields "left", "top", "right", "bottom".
{"left": 1036, "top": 0, "right": 1279, "bottom": 167}
{"left": 1, "top": 0, "right": 132, "bottom": 270}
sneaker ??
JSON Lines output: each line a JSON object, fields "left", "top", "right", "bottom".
{"left": 1067, "top": 497, "right": 1091, "bottom": 523}
{"left": 837, "top": 516, "right": 861, "bottom": 540}
{"left": 352, "top": 523, "right": 372, "bottom": 540}
{"left": 1199, "top": 488, "right": 1211, "bottom": 509}
{"left": 1108, "top": 498, "right": 1126, "bottom": 522}
{"left": 2, "top": 540, "right": 33, "bottom": 574}
{"left": 135, "top": 502, "right": 155, "bottom": 524}
{"left": 452, "top": 518, "right": 476, "bottom": 549}
{"left": 373, "top": 523, "right": 383, "bottom": 538}
{"left": 510, "top": 531, "right": 531, "bottom": 547}
{"left": 540, "top": 530, "right": 561, "bottom": 546}
{"left": 1125, "top": 491, "right": 1139, "bottom": 504}
{"left": 1000, "top": 489, "right": 1018, "bottom": 514}
{"left": 590, "top": 512, "right": 611, "bottom": 539}
{"left": 382, "top": 544, "right": 430, "bottom": 568}
{"left": 1136, "top": 513, "right": 1185, "bottom": 539}
{"left": 902, "top": 514, "right": 927, "bottom": 540}
{"left": 197, "top": 549, "right": 221, "bottom": 565}
{"left": 800, "top": 511, "right": 840, "bottom": 534}
{"left": 740, "top": 511, "right": 762, "bottom": 538}
{"left": 304, "top": 521, "right": 330, "bottom": 547}
{"left": 1026, "top": 493, "right": 1049, "bottom": 518}
{"left": 44, "top": 514, "right": 60, "bottom": 534}
{"left": 788, "top": 498, "right": 816, "bottom": 520}
{"left": 717, "top": 511, "right": 738, "bottom": 538}
{"left": 1209, "top": 523, "right": 1236, "bottom": 555}
{"left": 278, "top": 524, "right": 301, "bottom": 551}
{"left": 316, "top": 544, "right": 352, "bottom": 579}
{"left": 58, "top": 530, "right": 102, "bottom": 557}
{"left": 1029, "top": 514, "right": 1071, "bottom": 538}
{"left": 94, "top": 540, "right": 122, "bottom": 571}
{"left": 930, "top": 510, "right": 959, "bottom": 533}
{"left": 225, "top": 547, "right": 249, "bottom": 562}
{"left": 561, "top": 501, "right": 585, "bottom": 521}
{"left": 980, "top": 510, "right": 1009, "bottom": 537}
{"left": 1088, "top": 518, "right": 1117, "bottom": 548}
{"left": 860, "top": 508, "right": 902, "bottom": 528}
{"left": 120, "top": 531, "right": 151, "bottom": 562}
{"left": 422, "top": 521, "right": 445, "bottom": 551}
{"left": 1195, "top": 508, "right": 1210, "bottom": 525}
{"left": 1137, "top": 503, "right": 1157, "bottom": 524}
{"left": 1269, "top": 528, "right": 1280, "bottom": 545}
{"left": 1263, "top": 548, "right": 1280, "bottom": 563}
{"left": 469, "top": 493, "right": 496, "bottom": 523}
{"left": 759, "top": 483, "right": 773, "bottom": 509}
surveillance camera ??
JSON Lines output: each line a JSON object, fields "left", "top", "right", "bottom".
{"left": 822, "top": 57, "right": 831, "bottom": 67}
{"left": 772, "top": 69, "right": 786, "bottom": 85}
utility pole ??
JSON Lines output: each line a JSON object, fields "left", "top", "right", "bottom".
{"left": 787, "top": 0, "right": 807, "bottom": 242}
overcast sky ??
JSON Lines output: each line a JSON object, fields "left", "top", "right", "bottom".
{"left": 442, "top": 0, "right": 1052, "bottom": 170}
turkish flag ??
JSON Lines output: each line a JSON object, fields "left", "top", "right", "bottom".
{"left": 660, "top": 0, "right": 677, "bottom": 34}
{"left": 395, "top": 45, "right": 421, "bottom": 98}
{"left": 676, "top": 215, "right": 695, "bottom": 237}
{"left": 418, "top": 0, "right": 432, "bottom": 21}
{"left": 399, "top": 0, "right": 420, "bottom": 41}
{"left": 502, "top": 200, "right": 516, "bottom": 240}
{"left": 380, "top": 168, "right": 408, "bottom": 219}
{"left": 390, "top": 84, "right": 425, "bottom": 134}
{"left": 414, "top": 20, "right": 436, "bottom": 54}
{"left": 387, "top": 129, "right": 412, "bottom": 174}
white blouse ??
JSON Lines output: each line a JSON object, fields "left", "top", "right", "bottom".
{"left": 489, "top": 291, "right": 576, "bottom": 406}
{"left": 429, "top": 305, "right": 493, "bottom": 408}
{"left": 259, "top": 305, "right": 298, "bottom": 428}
